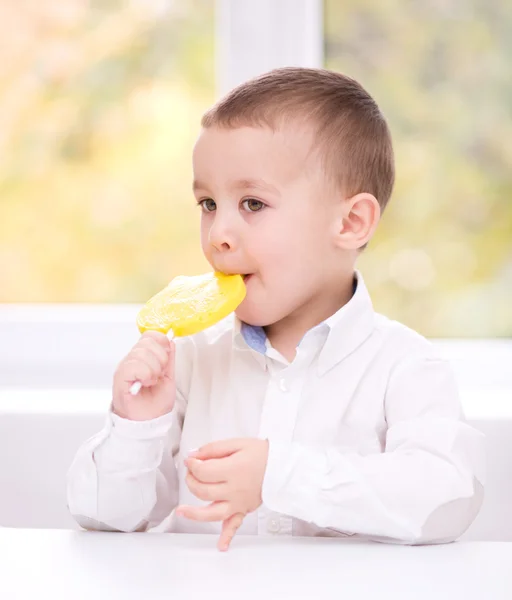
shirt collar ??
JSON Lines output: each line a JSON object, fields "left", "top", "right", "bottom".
{"left": 315, "top": 270, "right": 375, "bottom": 376}
{"left": 233, "top": 270, "right": 375, "bottom": 375}
{"left": 233, "top": 318, "right": 268, "bottom": 369}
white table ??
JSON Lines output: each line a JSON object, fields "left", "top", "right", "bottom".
{"left": 0, "top": 529, "right": 510, "bottom": 600}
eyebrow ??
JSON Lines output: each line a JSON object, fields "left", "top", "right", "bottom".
{"left": 193, "top": 178, "right": 280, "bottom": 195}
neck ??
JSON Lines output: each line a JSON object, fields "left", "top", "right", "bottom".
{"left": 264, "top": 272, "right": 356, "bottom": 362}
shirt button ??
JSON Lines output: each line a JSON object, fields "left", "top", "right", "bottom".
{"left": 267, "top": 518, "right": 281, "bottom": 533}
{"left": 278, "top": 378, "right": 289, "bottom": 392}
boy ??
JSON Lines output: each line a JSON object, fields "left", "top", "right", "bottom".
{"left": 67, "top": 67, "right": 484, "bottom": 551}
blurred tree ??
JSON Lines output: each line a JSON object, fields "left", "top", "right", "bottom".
{"left": 0, "top": 0, "right": 214, "bottom": 303}
{"left": 325, "top": 0, "right": 512, "bottom": 337}
{"left": 1, "top": 0, "right": 510, "bottom": 339}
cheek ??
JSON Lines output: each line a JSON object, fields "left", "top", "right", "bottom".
{"left": 256, "top": 225, "right": 311, "bottom": 273}
{"left": 200, "top": 220, "right": 210, "bottom": 255}
{"left": 264, "top": 217, "right": 332, "bottom": 277}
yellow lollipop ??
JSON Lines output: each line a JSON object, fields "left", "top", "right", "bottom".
{"left": 130, "top": 271, "right": 246, "bottom": 395}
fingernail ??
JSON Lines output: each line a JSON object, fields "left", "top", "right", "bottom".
{"left": 188, "top": 448, "right": 199, "bottom": 457}
{"left": 184, "top": 457, "right": 201, "bottom": 471}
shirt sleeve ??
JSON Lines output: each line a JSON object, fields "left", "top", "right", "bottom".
{"left": 66, "top": 389, "right": 186, "bottom": 533}
{"left": 261, "top": 354, "right": 485, "bottom": 544}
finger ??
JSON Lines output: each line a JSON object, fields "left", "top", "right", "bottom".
{"left": 128, "top": 348, "right": 162, "bottom": 376}
{"left": 185, "top": 472, "right": 228, "bottom": 502}
{"left": 176, "top": 501, "right": 230, "bottom": 522}
{"left": 163, "top": 340, "right": 175, "bottom": 380}
{"left": 185, "top": 457, "right": 231, "bottom": 484}
{"left": 218, "top": 513, "right": 244, "bottom": 552}
{"left": 136, "top": 338, "right": 169, "bottom": 369}
{"left": 190, "top": 439, "right": 246, "bottom": 461}
{"left": 120, "top": 359, "right": 153, "bottom": 387}
{"left": 140, "top": 330, "right": 172, "bottom": 351}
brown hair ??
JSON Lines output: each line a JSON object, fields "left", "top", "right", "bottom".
{"left": 202, "top": 67, "right": 395, "bottom": 212}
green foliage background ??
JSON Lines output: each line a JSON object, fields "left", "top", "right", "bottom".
{"left": 325, "top": 0, "right": 511, "bottom": 337}
{"left": 1, "top": 1, "right": 510, "bottom": 337}
{"left": 1, "top": 1, "right": 214, "bottom": 303}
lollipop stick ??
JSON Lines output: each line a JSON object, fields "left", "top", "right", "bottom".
{"left": 129, "top": 331, "right": 175, "bottom": 396}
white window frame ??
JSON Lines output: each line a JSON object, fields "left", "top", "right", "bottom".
{"left": 216, "top": 0, "right": 323, "bottom": 95}
{"left": 0, "top": 0, "right": 510, "bottom": 416}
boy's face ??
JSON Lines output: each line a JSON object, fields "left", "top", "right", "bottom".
{"left": 192, "top": 125, "right": 349, "bottom": 327}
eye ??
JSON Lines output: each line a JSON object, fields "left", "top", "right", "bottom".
{"left": 198, "top": 198, "right": 216, "bottom": 213}
{"left": 241, "top": 198, "right": 265, "bottom": 212}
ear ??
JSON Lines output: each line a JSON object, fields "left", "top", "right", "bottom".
{"left": 335, "top": 192, "right": 381, "bottom": 250}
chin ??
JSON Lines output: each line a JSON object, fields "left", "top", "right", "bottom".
{"left": 234, "top": 305, "right": 275, "bottom": 328}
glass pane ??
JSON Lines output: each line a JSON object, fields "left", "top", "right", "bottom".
{"left": 324, "top": 0, "right": 511, "bottom": 337}
{"left": 1, "top": 0, "right": 214, "bottom": 302}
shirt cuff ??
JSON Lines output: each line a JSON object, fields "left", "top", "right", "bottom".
{"left": 93, "top": 410, "right": 175, "bottom": 473}
{"left": 110, "top": 409, "right": 175, "bottom": 440}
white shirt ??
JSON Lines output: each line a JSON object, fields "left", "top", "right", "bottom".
{"left": 67, "top": 271, "right": 485, "bottom": 543}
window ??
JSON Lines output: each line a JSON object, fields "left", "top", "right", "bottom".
{"left": 1, "top": 0, "right": 510, "bottom": 397}
{"left": 324, "top": 0, "right": 512, "bottom": 338}
{"left": 1, "top": 0, "right": 214, "bottom": 303}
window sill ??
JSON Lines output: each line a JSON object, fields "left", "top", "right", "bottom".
{"left": 1, "top": 304, "right": 511, "bottom": 407}
{"left": 0, "top": 387, "right": 510, "bottom": 421}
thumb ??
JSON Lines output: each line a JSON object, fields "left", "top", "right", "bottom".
{"left": 164, "top": 340, "right": 176, "bottom": 380}
{"left": 190, "top": 438, "right": 246, "bottom": 460}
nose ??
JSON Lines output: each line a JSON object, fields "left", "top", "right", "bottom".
{"left": 208, "top": 213, "right": 237, "bottom": 253}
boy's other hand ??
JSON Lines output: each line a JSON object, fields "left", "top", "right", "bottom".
{"left": 112, "top": 331, "right": 176, "bottom": 421}
{"left": 176, "top": 438, "right": 269, "bottom": 551}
